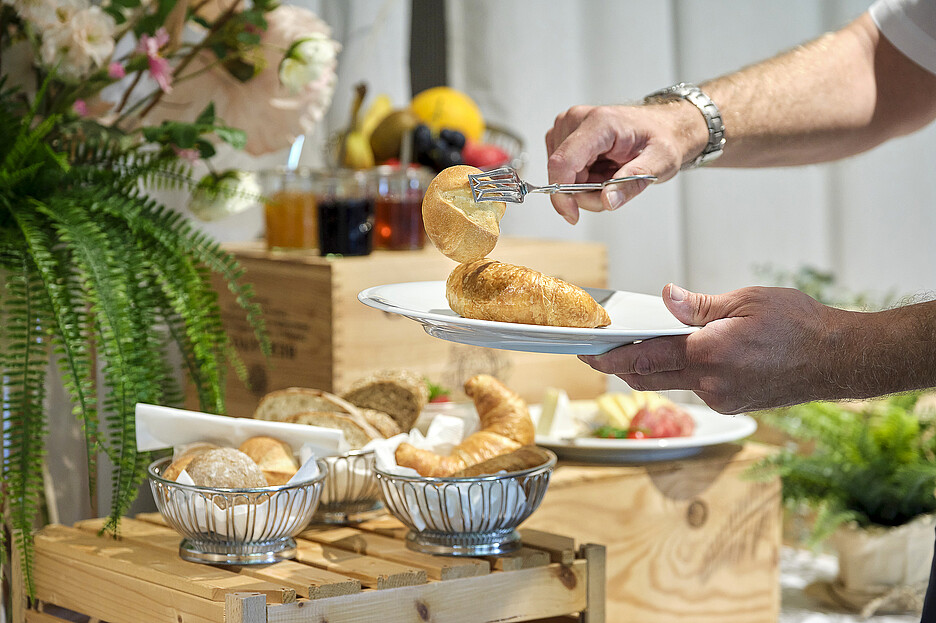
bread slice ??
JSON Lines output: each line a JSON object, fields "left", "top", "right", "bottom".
{"left": 359, "top": 408, "right": 402, "bottom": 438}
{"left": 253, "top": 388, "right": 363, "bottom": 421}
{"left": 341, "top": 370, "right": 429, "bottom": 433}
{"left": 286, "top": 411, "right": 379, "bottom": 450}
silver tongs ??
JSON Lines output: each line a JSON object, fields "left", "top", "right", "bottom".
{"left": 468, "top": 167, "right": 657, "bottom": 204}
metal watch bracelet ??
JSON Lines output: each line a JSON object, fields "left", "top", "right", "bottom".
{"left": 643, "top": 82, "right": 725, "bottom": 170}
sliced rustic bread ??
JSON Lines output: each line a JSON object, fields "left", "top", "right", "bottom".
{"left": 359, "top": 408, "right": 402, "bottom": 438}
{"left": 285, "top": 412, "right": 378, "bottom": 450}
{"left": 341, "top": 370, "right": 429, "bottom": 433}
{"left": 253, "top": 388, "right": 362, "bottom": 421}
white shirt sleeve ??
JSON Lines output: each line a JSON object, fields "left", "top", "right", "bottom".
{"left": 869, "top": 0, "right": 936, "bottom": 75}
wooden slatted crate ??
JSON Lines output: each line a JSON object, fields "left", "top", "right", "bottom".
{"left": 191, "top": 237, "right": 608, "bottom": 416}
{"left": 523, "top": 443, "right": 782, "bottom": 623}
{"left": 21, "top": 513, "right": 605, "bottom": 623}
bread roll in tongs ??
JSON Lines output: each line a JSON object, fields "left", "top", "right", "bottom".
{"left": 446, "top": 259, "right": 611, "bottom": 328}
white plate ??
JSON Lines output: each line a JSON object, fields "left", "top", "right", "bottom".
{"left": 532, "top": 401, "right": 757, "bottom": 463}
{"left": 358, "top": 281, "right": 699, "bottom": 355}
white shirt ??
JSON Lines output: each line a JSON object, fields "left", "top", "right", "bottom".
{"left": 870, "top": 0, "right": 936, "bottom": 74}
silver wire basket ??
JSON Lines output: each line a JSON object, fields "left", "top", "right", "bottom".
{"left": 313, "top": 449, "right": 382, "bottom": 524}
{"left": 147, "top": 456, "right": 327, "bottom": 565}
{"left": 375, "top": 449, "right": 556, "bottom": 556}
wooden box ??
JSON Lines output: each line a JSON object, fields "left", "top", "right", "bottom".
{"left": 522, "top": 443, "right": 782, "bottom": 623}
{"left": 195, "top": 238, "right": 608, "bottom": 416}
{"left": 21, "top": 514, "right": 605, "bottom": 623}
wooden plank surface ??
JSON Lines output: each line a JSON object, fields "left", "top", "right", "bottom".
{"left": 300, "top": 526, "right": 490, "bottom": 580}
{"left": 293, "top": 538, "right": 427, "bottom": 589}
{"left": 36, "top": 524, "right": 296, "bottom": 603}
{"left": 33, "top": 549, "right": 225, "bottom": 623}
{"left": 75, "top": 516, "right": 362, "bottom": 600}
{"left": 265, "top": 559, "right": 590, "bottom": 623}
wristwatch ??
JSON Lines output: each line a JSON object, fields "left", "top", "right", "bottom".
{"left": 643, "top": 82, "right": 725, "bottom": 170}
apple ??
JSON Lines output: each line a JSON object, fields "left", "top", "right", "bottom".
{"left": 462, "top": 140, "right": 511, "bottom": 169}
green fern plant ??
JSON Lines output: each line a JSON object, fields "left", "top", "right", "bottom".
{"left": 749, "top": 393, "right": 936, "bottom": 546}
{"left": 0, "top": 87, "right": 268, "bottom": 595}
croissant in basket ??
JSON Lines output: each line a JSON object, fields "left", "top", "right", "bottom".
{"left": 447, "top": 258, "right": 611, "bottom": 328}
{"left": 395, "top": 374, "right": 535, "bottom": 477}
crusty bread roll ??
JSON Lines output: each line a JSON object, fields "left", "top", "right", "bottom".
{"left": 395, "top": 374, "right": 535, "bottom": 477}
{"left": 422, "top": 165, "right": 507, "bottom": 263}
{"left": 286, "top": 412, "right": 380, "bottom": 450}
{"left": 184, "top": 447, "right": 268, "bottom": 488}
{"left": 449, "top": 445, "right": 553, "bottom": 478}
{"left": 162, "top": 442, "right": 219, "bottom": 481}
{"left": 238, "top": 436, "right": 299, "bottom": 486}
{"left": 446, "top": 258, "right": 611, "bottom": 328}
{"left": 341, "top": 370, "right": 429, "bottom": 433}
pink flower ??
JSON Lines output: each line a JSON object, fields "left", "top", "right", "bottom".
{"left": 108, "top": 62, "right": 125, "bottom": 79}
{"left": 137, "top": 28, "right": 172, "bottom": 93}
{"left": 146, "top": 6, "right": 339, "bottom": 156}
{"left": 72, "top": 99, "right": 87, "bottom": 116}
{"left": 171, "top": 145, "right": 200, "bottom": 163}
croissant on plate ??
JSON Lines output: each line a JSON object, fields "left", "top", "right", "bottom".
{"left": 395, "top": 374, "right": 536, "bottom": 477}
{"left": 446, "top": 259, "right": 611, "bottom": 328}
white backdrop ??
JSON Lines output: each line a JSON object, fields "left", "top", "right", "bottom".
{"left": 446, "top": 0, "right": 936, "bottom": 303}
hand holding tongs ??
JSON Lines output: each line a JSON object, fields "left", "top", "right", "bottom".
{"left": 468, "top": 167, "right": 656, "bottom": 204}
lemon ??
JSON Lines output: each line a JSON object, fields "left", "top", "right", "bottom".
{"left": 410, "top": 86, "right": 485, "bottom": 142}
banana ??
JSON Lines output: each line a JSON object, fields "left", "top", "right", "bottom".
{"left": 340, "top": 83, "right": 376, "bottom": 169}
{"left": 360, "top": 94, "right": 394, "bottom": 140}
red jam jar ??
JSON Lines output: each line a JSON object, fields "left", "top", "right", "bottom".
{"left": 369, "top": 166, "right": 433, "bottom": 251}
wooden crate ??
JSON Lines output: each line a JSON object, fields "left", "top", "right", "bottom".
{"left": 522, "top": 443, "right": 782, "bottom": 623}
{"left": 193, "top": 238, "right": 608, "bottom": 416}
{"left": 22, "top": 513, "right": 605, "bottom": 623}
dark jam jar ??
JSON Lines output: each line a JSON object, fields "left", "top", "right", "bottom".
{"left": 370, "top": 166, "right": 433, "bottom": 250}
{"left": 314, "top": 170, "right": 374, "bottom": 256}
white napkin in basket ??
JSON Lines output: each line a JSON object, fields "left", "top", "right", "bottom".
{"left": 372, "top": 414, "right": 528, "bottom": 532}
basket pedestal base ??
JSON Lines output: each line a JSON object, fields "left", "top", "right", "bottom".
{"left": 178, "top": 536, "right": 297, "bottom": 565}
{"left": 405, "top": 528, "right": 521, "bottom": 556}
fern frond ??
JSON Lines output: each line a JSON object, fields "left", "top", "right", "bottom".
{"left": 0, "top": 244, "right": 52, "bottom": 596}
{"left": 8, "top": 198, "right": 101, "bottom": 500}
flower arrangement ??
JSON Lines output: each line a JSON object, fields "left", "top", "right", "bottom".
{"left": 0, "top": 0, "right": 340, "bottom": 595}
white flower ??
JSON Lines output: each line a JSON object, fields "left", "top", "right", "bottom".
{"left": 188, "top": 170, "right": 261, "bottom": 222}
{"left": 40, "top": 6, "right": 115, "bottom": 81}
{"left": 279, "top": 33, "right": 338, "bottom": 94}
{"left": 9, "top": 0, "right": 87, "bottom": 30}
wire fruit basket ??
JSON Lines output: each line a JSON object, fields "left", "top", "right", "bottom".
{"left": 148, "top": 456, "right": 327, "bottom": 565}
{"left": 313, "top": 449, "right": 382, "bottom": 524}
{"left": 375, "top": 450, "right": 556, "bottom": 556}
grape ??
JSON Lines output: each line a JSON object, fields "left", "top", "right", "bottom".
{"left": 439, "top": 129, "right": 466, "bottom": 150}
{"left": 413, "top": 124, "right": 432, "bottom": 153}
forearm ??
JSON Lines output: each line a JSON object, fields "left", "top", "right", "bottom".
{"left": 674, "top": 13, "right": 936, "bottom": 168}
{"left": 822, "top": 300, "right": 936, "bottom": 401}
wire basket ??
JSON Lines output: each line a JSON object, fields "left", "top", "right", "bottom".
{"left": 375, "top": 450, "right": 557, "bottom": 556}
{"left": 147, "top": 456, "right": 327, "bottom": 565}
{"left": 313, "top": 449, "right": 382, "bottom": 524}
{"left": 483, "top": 123, "right": 527, "bottom": 174}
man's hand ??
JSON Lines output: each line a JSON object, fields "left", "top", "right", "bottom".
{"left": 579, "top": 284, "right": 845, "bottom": 414}
{"left": 544, "top": 103, "right": 707, "bottom": 224}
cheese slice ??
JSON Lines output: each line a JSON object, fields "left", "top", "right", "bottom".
{"left": 537, "top": 387, "right": 569, "bottom": 436}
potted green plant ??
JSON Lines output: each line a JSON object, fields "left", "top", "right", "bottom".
{"left": 0, "top": 0, "right": 340, "bottom": 600}
{"left": 751, "top": 393, "right": 936, "bottom": 614}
